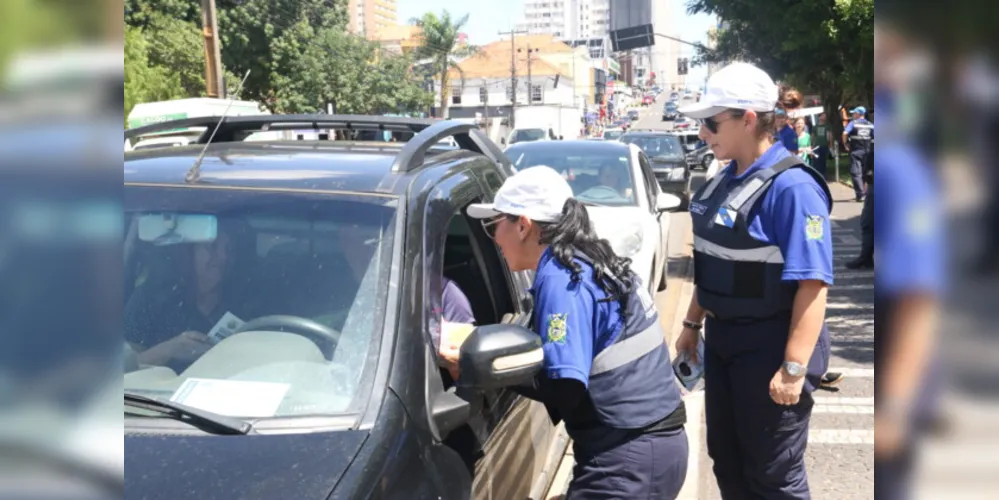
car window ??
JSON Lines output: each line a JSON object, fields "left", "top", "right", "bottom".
{"left": 505, "top": 146, "right": 638, "bottom": 207}
{"left": 620, "top": 135, "right": 685, "bottom": 160}
{"left": 637, "top": 152, "right": 658, "bottom": 209}
{"left": 123, "top": 187, "right": 396, "bottom": 419}
{"left": 603, "top": 130, "right": 622, "bottom": 140}
{"left": 510, "top": 129, "right": 546, "bottom": 144}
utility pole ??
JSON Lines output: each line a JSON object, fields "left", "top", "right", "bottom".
{"left": 520, "top": 45, "right": 540, "bottom": 106}
{"left": 498, "top": 29, "right": 527, "bottom": 129}
{"left": 201, "top": 0, "right": 226, "bottom": 98}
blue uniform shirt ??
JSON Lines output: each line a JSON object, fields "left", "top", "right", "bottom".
{"left": 874, "top": 144, "right": 945, "bottom": 297}
{"left": 531, "top": 248, "right": 625, "bottom": 386}
{"left": 719, "top": 143, "right": 834, "bottom": 285}
{"left": 843, "top": 119, "right": 875, "bottom": 136}
{"left": 778, "top": 124, "right": 799, "bottom": 154}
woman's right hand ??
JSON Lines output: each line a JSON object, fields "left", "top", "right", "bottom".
{"left": 675, "top": 326, "right": 700, "bottom": 364}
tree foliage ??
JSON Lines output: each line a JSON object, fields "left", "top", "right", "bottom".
{"left": 690, "top": 0, "right": 873, "bottom": 134}
{"left": 410, "top": 11, "right": 476, "bottom": 118}
{"left": 123, "top": 0, "right": 432, "bottom": 116}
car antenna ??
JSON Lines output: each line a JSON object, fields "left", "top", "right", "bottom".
{"left": 186, "top": 70, "right": 252, "bottom": 184}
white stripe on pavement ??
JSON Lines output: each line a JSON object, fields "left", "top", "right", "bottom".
{"left": 808, "top": 429, "right": 874, "bottom": 444}
{"left": 825, "top": 367, "right": 874, "bottom": 377}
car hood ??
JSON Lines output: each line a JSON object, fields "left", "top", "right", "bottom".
{"left": 125, "top": 429, "right": 368, "bottom": 500}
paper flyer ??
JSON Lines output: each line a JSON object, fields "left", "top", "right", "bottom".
{"left": 207, "top": 311, "right": 245, "bottom": 344}
{"left": 170, "top": 378, "right": 290, "bottom": 417}
{"left": 441, "top": 322, "right": 475, "bottom": 348}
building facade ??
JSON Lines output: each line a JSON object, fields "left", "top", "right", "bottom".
{"left": 347, "top": 0, "right": 398, "bottom": 39}
{"left": 516, "top": 0, "right": 611, "bottom": 40}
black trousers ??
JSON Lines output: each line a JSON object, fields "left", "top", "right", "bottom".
{"left": 849, "top": 151, "right": 868, "bottom": 199}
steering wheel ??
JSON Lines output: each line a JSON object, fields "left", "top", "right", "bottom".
{"left": 578, "top": 185, "right": 624, "bottom": 201}
{"left": 233, "top": 315, "right": 340, "bottom": 360}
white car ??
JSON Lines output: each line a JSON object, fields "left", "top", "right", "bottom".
{"left": 502, "top": 140, "right": 682, "bottom": 293}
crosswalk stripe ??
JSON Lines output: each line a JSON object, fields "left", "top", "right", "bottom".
{"left": 808, "top": 429, "right": 874, "bottom": 444}
{"left": 824, "top": 367, "right": 874, "bottom": 377}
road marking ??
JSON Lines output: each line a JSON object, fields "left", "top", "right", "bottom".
{"left": 808, "top": 429, "right": 874, "bottom": 444}
{"left": 813, "top": 396, "right": 875, "bottom": 415}
{"left": 824, "top": 367, "right": 874, "bottom": 377}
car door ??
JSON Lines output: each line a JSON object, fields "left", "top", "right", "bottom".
{"left": 636, "top": 151, "right": 669, "bottom": 291}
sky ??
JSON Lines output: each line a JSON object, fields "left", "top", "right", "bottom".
{"left": 397, "top": 0, "right": 717, "bottom": 85}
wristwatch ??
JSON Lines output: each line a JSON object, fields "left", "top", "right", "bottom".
{"left": 682, "top": 320, "right": 703, "bottom": 331}
{"left": 782, "top": 361, "right": 806, "bottom": 377}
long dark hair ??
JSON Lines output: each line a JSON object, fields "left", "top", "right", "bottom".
{"left": 536, "top": 198, "right": 637, "bottom": 311}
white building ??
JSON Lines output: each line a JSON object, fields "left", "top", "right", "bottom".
{"left": 516, "top": 0, "right": 611, "bottom": 40}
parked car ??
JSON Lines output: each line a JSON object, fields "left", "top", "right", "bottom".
{"left": 504, "top": 127, "right": 550, "bottom": 146}
{"left": 627, "top": 109, "right": 641, "bottom": 121}
{"left": 503, "top": 140, "right": 682, "bottom": 293}
{"left": 619, "top": 131, "right": 692, "bottom": 206}
{"left": 124, "top": 115, "right": 573, "bottom": 499}
{"left": 602, "top": 127, "right": 625, "bottom": 141}
{"left": 671, "top": 130, "right": 714, "bottom": 170}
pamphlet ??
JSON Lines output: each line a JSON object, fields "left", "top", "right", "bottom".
{"left": 170, "top": 378, "right": 290, "bottom": 417}
{"left": 441, "top": 322, "right": 475, "bottom": 348}
{"left": 672, "top": 334, "right": 705, "bottom": 392}
{"left": 207, "top": 311, "right": 245, "bottom": 344}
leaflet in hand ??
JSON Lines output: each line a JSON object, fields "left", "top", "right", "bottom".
{"left": 441, "top": 322, "right": 475, "bottom": 348}
{"left": 672, "top": 335, "right": 705, "bottom": 392}
{"left": 208, "top": 312, "right": 245, "bottom": 344}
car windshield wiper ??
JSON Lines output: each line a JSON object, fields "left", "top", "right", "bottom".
{"left": 124, "top": 391, "right": 252, "bottom": 435}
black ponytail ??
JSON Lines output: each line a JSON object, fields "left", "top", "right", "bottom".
{"left": 537, "top": 198, "right": 637, "bottom": 311}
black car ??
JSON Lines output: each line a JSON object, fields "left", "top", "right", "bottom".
{"left": 619, "top": 131, "right": 691, "bottom": 204}
{"left": 123, "top": 115, "right": 569, "bottom": 499}
{"left": 662, "top": 102, "right": 679, "bottom": 121}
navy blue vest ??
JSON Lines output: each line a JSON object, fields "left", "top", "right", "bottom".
{"left": 848, "top": 119, "right": 874, "bottom": 153}
{"left": 690, "top": 157, "right": 832, "bottom": 321}
{"left": 584, "top": 273, "right": 684, "bottom": 430}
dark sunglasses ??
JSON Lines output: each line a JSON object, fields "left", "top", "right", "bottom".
{"left": 698, "top": 115, "right": 732, "bottom": 134}
{"left": 481, "top": 214, "right": 520, "bottom": 239}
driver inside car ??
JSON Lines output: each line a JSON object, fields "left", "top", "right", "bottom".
{"left": 124, "top": 220, "right": 250, "bottom": 373}
{"left": 597, "top": 164, "right": 633, "bottom": 199}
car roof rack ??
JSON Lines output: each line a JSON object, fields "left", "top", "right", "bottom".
{"left": 124, "top": 114, "right": 511, "bottom": 173}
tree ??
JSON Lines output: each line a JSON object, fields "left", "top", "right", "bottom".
{"left": 410, "top": 11, "right": 476, "bottom": 118}
{"left": 124, "top": 25, "right": 186, "bottom": 123}
{"left": 690, "top": 0, "right": 873, "bottom": 137}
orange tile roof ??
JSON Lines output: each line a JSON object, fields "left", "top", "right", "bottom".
{"left": 448, "top": 35, "right": 570, "bottom": 79}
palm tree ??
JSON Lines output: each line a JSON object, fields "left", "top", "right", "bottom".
{"left": 410, "top": 11, "right": 477, "bottom": 118}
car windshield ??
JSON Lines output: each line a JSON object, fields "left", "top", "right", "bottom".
{"left": 510, "top": 128, "right": 546, "bottom": 144}
{"left": 603, "top": 130, "right": 623, "bottom": 140}
{"left": 505, "top": 144, "right": 637, "bottom": 206}
{"left": 123, "top": 186, "right": 397, "bottom": 419}
{"left": 621, "top": 135, "right": 684, "bottom": 160}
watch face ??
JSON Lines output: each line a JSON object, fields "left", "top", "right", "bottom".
{"left": 785, "top": 362, "right": 805, "bottom": 376}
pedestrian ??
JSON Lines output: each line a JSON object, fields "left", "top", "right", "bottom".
{"left": 812, "top": 113, "right": 833, "bottom": 180}
{"left": 466, "top": 166, "right": 689, "bottom": 498}
{"left": 774, "top": 87, "right": 804, "bottom": 154}
{"left": 846, "top": 146, "right": 875, "bottom": 269}
{"left": 675, "top": 61, "right": 833, "bottom": 499}
{"left": 794, "top": 117, "right": 813, "bottom": 167}
{"left": 842, "top": 106, "right": 875, "bottom": 201}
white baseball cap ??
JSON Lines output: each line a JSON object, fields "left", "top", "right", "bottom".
{"left": 678, "top": 62, "right": 778, "bottom": 119}
{"left": 466, "top": 166, "right": 573, "bottom": 223}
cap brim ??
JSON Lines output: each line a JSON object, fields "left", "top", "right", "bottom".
{"left": 677, "top": 102, "right": 727, "bottom": 119}
{"left": 466, "top": 203, "right": 501, "bottom": 219}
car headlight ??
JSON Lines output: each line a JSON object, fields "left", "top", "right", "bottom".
{"left": 614, "top": 227, "right": 644, "bottom": 258}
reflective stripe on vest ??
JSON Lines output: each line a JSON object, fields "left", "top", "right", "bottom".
{"left": 590, "top": 319, "right": 666, "bottom": 376}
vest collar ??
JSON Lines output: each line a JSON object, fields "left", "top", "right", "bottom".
{"left": 727, "top": 142, "right": 792, "bottom": 181}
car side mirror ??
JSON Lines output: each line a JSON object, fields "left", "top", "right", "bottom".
{"left": 456, "top": 324, "right": 543, "bottom": 392}
{"left": 656, "top": 192, "right": 682, "bottom": 213}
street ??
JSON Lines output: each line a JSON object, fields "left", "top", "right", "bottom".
{"left": 546, "top": 93, "right": 876, "bottom": 499}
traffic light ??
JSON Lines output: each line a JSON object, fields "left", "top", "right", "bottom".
{"left": 677, "top": 58, "right": 689, "bottom": 75}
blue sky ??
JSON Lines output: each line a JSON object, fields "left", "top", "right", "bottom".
{"left": 397, "top": 0, "right": 717, "bottom": 84}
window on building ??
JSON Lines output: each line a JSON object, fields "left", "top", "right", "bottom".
{"left": 507, "top": 85, "right": 515, "bottom": 102}
{"left": 479, "top": 86, "right": 488, "bottom": 103}
{"left": 531, "top": 84, "right": 543, "bottom": 103}
{"left": 452, "top": 85, "right": 462, "bottom": 105}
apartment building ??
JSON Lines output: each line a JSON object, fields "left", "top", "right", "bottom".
{"left": 347, "top": 0, "right": 398, "bottom": 39}
{"left": 516, "top": 0, "right": 611, "bottom": 40}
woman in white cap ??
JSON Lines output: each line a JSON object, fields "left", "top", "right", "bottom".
{"left": 674, "top": 62, "right": 833, "bottom": 499}
{"left": 466, "top": 165, "right": 689, "bottom": 498}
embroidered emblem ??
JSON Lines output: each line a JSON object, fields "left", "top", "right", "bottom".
{"left": 689, "top": 201, "right": 708, "bottom": 215}
{"left": 805, "top": 215, "right": 825, "bottom": 240}
{"left": 713, "top": 207, "right": 737, "bottom": 228}
{"left": 546, "top": 313, "right": 568, "bottom": 345}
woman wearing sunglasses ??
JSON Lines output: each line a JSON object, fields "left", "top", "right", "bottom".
{"left": 466, "top": 166, "right": 689, "bottom": 498}
{"left": 674, "top": 62, "right": 833, "bottom": 499}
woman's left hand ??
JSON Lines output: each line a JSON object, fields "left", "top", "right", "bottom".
{"left": 439, "top": 342, "right": 461, "bottom": 380}
{"left": 769, "top": 369, "right": 806, "bottom": 405}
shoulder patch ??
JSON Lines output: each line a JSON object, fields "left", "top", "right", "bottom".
{"left": 805, "top": 215, "right": 825, "bottom": 240}
{"left": 546, "top": 313, "right": 568, "bottom": 344}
